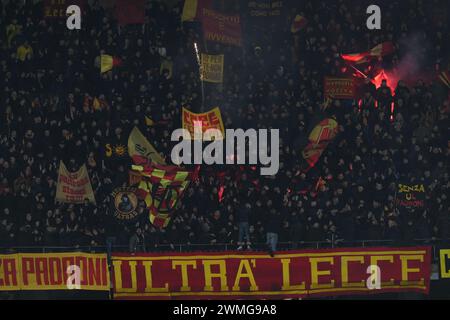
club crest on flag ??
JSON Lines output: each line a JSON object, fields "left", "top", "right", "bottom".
{"left": 111, "top": 187, "right": 140, "bottom": 222}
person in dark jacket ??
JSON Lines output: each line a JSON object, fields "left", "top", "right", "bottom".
{"left": 266, "top": 209, "right": 281, "bottom": 256}
{"left": 237, "top": 202, "right": 252, "bottom": 250}
{"left": 129, "top": 228, "right": 145, "bottom": 253}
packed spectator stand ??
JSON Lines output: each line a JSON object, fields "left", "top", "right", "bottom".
{"left": 0, "top": 0, "right": 448, "bottom": 254}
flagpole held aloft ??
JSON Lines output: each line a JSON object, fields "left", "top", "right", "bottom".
{"left": 194, "top": 42, "right": 205, "bottom": 112}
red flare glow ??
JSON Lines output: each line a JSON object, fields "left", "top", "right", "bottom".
{"left": 372, "top": 69, "right": 396, "bottom": 95}
{"left": 371, "top": 69, "right": 397, "bottom": 118}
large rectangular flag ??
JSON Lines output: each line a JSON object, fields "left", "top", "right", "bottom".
{"left": 115, "top": 0, "right": 145, "bottom": 26}
{"left": 199, "top": 7, "right": 242, "bottom": 46}
{"left": 55, "top": 162, "right": 96, "bottom": 204}
{"left": 200, "top": 53, "right": 224, "bottom": 83}
{"left": 131, "top": 164, "right": 193, "bottom": 228}
{"left": 182, "top": 107, "right": 225, "bottom": 139}
{"left": 128, "top": 126, "right": 166, "bottom": 165}
{"left": 324, "top": 77, "right": 355, "bottom": 99}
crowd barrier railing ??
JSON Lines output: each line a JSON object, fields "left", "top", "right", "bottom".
{"left": 1, "top": 238, "right": 449, "bottom": 259}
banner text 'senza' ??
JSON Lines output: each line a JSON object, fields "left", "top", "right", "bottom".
{"left": 112, "top": 247, "right": 431, "bottom": 299}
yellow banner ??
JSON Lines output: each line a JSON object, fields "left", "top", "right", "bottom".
{"left": 128, "top": 126, "right": 166, "bottom": 165}
{"left": 182, "top": 107, "right": 225, "bottom": 139}
{"left": 181, "top": 0, "right": 198, "bottom": 22}
{"left": 200, "top": 54, "right": 224, "bottom": 83}
{"left": 55, "top": 162, "right": 96, "bottom": 204}
{"left": 440, "top": 249, "right": 450, "bottom": 278}
{"left": 0, "top": 253, "right": 109, "bottom": 291}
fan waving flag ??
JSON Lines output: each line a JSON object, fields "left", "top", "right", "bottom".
{"left": 131, "top": 164, "right": 193, "bottom": 228}
{"left": 302, "top": 118, "right": 339, "bottom": 171}
{"left": 341, "top": 42, "right": 395, "bottom": 64}
{"left": 128, "top": 126, "right": 166, "bottom": 165}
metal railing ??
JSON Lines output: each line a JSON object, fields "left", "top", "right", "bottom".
{"left": 1, "top": 238, "right": 449, "bottom": 258}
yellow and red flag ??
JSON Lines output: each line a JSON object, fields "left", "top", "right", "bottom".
{"left": 128, "top": 126, "right": 166, "bottom": 165}
{"left": 302, "top": 118, "right": 339, "bottom": 169}
{"left": 131, "top": 164, "right": 193, "bottom": 228}
{"left": 182, "top": 106, "right": 225, "bottom": 139}
{"left": 291, "top": 14, "right": 308, "bottom": 33}
{"left": 100, "top": 54, "right": 122, "bottom": 73}
{"left": 92, "top": 97, "right": 109, "bottom": 110}
{"left": 341, "top": 42, "right": 394, "bottom": 64}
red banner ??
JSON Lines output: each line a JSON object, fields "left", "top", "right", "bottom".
{"left": 112, "top": 247, "right": 431, "bottom": 300}
{"left": 324, "top": 77, "right": 355, "bottom": 99}
{"left": 115, "top": 0, "right": 145, "bottom": 26}
{"left": 200, "top": 8, "right": 242, "bottom": 46}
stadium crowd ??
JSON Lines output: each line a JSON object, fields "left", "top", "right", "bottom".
{"left": 0, "top": 0, "right": 448, "bottom": 252}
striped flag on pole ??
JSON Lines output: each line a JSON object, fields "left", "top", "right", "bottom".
{"left": 131, "top": 164, "right": 193, "bottom": 228}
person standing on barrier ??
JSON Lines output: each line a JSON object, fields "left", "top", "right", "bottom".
{"left": 237, "top": 202, "right": 252, "bottom": 250}
{"left": 266, "top": 209, "right": 281, "bottom": 257}
{"left": 129, "top": 228, "right": 145, "bottom": 254}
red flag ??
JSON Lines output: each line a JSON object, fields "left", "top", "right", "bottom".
{"left": 199, "top": 7, "right": 242, "bottom": 46}
{"left": 302, "top": 118, "right": 339, "bottom": 170}
{"left": 112, "top": 56, "right": 122, "bottom": 67}
{"left": 218, "top": 185, "right": 225, "bottom": 202}
{"left": 115, "top": 0, "right": 145, "bottom": 26}
{"left": 192, "top": 165, "right": 201, "bottom": 182}
{"left": 369, "top": 42, "right": 394, "bottom": 57}
{"left": 341, "top": 42, "right": 394, "bottom": 64}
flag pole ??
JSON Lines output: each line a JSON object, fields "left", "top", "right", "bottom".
{"left": 349, "top": 64, "right": 369, "bottom": 79}
{"left": 194, "top": 42, "right": 205, "bottom": 112}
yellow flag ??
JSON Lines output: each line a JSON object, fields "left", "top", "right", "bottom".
{"left": 100, "top": 54, "right": 113, "bottom": 73}
{"left": 200, "top": 54, "right": 224, "bottom": 83}
{"left": 93, "top": 98, "right": 101, "bottom": 110}
{"left": 128, "top": 127, "right": 166, "bottom": 165}
{"left": 160, "top": 59, "right": 173, "bottom": 79}
{"left": 181, "top": 0, "right": 198, "bottom": 22}
{"left": 145, "top": 116, "right": 154, "bottom": 126}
